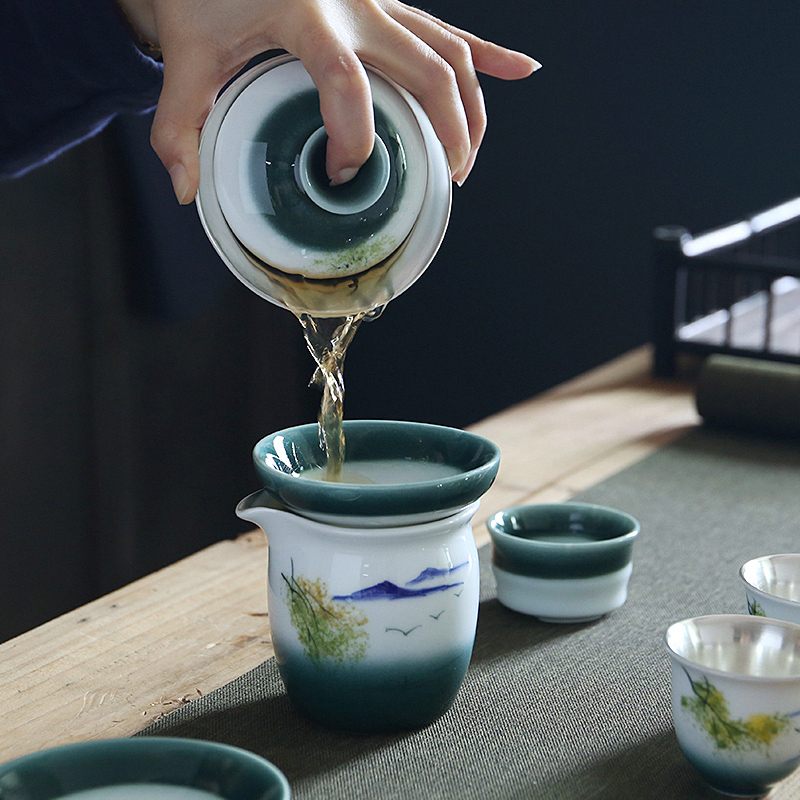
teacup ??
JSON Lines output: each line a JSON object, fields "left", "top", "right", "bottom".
{"left": 741, "top": 554, "right": 800, "bottom": 625}
{"left": 0, "top": 738, "right": 290, "bottom": 799}
{"left": 486, "top": 502, "right": 639, "bottom": 622}
{"left": 665, "top": 614, "right": 800, "bottom": 797}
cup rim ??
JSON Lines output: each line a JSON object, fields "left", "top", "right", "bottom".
{"left": 486, "top": 502, "right": 640, "bottom": 550}
{"left": 664, "top": 613, "right": 800, "bottom": 683}
{"left": 740, "top": 553, "right": 800, "bottom": 607}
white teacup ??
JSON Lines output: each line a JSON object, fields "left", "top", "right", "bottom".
{"left": 665, "top": 614, "right": 800, "bottom": 797}
{"left": 741, "top": 554, "right": 800, "bottom": 624}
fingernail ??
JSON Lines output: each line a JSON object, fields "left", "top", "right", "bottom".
{"left": 453, "top": 147, "right": 479, "bottom": 187}
{"left": 330, "top": 167, "right": 359, "bottom": 187}
{"left": 531, "top": 58, "right": 543, "bottom": 71}
{"left": 169, "top": 162, "right": 191, "bottom": 204}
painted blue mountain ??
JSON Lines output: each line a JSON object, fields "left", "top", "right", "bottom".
{"left": 333, "top": 580, "right": 463, "bottom": 602}
{"left": 406, "top": 562, "right": 468, "bottom": 585}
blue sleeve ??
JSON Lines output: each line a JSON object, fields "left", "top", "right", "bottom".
{"left": 0, "top": 0, "right": 164, "bottom": 178}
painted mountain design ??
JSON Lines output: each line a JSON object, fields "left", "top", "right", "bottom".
{"left": 406, "top": 562, "right": 468, "bottom": 585}
{"left": 333, "top": 580, "right": 463, "bottom": 602}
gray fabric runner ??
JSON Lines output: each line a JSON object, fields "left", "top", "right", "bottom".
{"left": 141, "top": 427, "right": 800, "bottom": 799}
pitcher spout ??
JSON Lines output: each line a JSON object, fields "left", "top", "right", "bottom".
{"left": 236, "top": 488, "right": 288, "bottom": 531}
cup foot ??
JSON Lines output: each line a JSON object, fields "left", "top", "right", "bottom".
{"left": 536, "top": 613, "right": 604, "bottom": 624}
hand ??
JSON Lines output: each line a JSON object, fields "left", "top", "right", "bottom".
{"left": 118, "top": 0, "right": 540, "bottom": 204}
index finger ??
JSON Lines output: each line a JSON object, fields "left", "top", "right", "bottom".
{"left": 403, "top": 4, "right": 541, "bottom": 79}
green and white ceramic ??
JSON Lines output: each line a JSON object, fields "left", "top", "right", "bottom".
{"left": 665, "top": 615, "right": 800, "bottom": 798}
{"left": 252, "top": 419, "right": 500, "bottom": 526}
{"left": 741, "top": 554, "right": 800, "bottom": 625}
{"left": 486, "top": 502, "right": 639, "bottom": 622}
{"left": 237, "top": 496, "right": 483, "bottom": 733}
{"left": 196, "top": 54, "right": 451, "bottom": 317}
{"left": 238, "top": 420, "right": 500, "bottom": 732}
{"left": 0, "top": 738, "right": 290, "bottom": 799}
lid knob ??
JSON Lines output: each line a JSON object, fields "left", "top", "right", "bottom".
{"left": 296, "top": 127, "right": 391, "bottom": 216}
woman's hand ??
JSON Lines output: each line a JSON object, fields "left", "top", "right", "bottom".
{"left": 118, "top": 0, "right": 540, "bottom": 203}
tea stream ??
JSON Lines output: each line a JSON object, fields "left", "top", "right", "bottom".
{"left": 297, "top": 308, "right": 382, "bottom": 481}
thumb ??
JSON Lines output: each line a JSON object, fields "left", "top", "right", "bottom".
{"left": 150, "top": 57, "right": 219, "bottom": 204}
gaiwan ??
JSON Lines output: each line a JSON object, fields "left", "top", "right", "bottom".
{"left": 196, "top": 53, "right": 451, "bottom": 318}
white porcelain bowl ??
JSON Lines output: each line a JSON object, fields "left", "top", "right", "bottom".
{"left": 196, "top": 54, "right": 451, "bottom": 317}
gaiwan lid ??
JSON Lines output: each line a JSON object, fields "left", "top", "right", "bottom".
{"left": 197, "top": 54, "right": 452, "bottom": 317}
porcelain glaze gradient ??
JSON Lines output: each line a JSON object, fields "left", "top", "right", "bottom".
{"left": 239, "top": 497, "right": 481, "bottom": 732}
{"left": 487, "top": 503, "right": 639, "bottom": 622}
{"left": 0, "top": 738, "right": 290, "bottom": 800}
{"left": 196, "top": 55, "right": 452, "bottom": 317}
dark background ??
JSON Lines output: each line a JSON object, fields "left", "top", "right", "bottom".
{"left": 346, "top": 0, "right": 800, "bottom": 426}
{"left": 1, "top": 1, "right": 799, "bottom": 641}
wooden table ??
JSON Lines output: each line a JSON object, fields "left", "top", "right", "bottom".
{"left": 0, "top": 345, "right": 699, "bottom": 763}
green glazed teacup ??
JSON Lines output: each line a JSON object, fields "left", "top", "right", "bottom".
{"left": 487, "top": 502, "right": 640, "bottom": 622}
